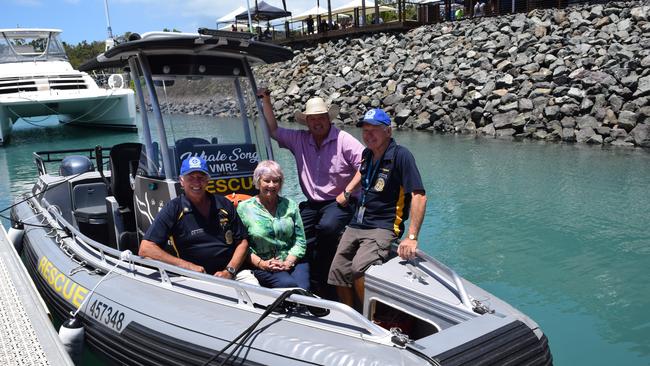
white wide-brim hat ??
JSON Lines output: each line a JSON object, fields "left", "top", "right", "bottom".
{"left": 294, "top": 97, "right": 339, "bottom": 125}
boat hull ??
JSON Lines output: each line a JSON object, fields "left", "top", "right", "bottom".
{"left": 13, "top": 195, "right": 552, "bottom": 366}
{"left": 0, "top": 88, "right": 136, "bottom": 145}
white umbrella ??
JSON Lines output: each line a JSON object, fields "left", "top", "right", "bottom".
{"left": 293, "top": 5, "right": 351, "bottom": 22}
{"left": 216, "top": 6, "right": 247, "bottom": 22}
{"left": 331, "top": 0, "right": 396, "bottom": 14}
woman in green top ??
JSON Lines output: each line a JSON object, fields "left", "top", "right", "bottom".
{"left": 237, "top": 160, "right": 310, "bottom": 289}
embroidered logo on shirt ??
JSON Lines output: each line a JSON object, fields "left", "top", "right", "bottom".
{"left": 374, "top": 177, "right": 385, "bottom": 192}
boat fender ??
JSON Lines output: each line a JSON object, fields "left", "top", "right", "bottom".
{"left": 59, "top": 317, "right": 84, "bottom": 364}
{"left": 7, "top": 227, "right": 24, "bottom": 253}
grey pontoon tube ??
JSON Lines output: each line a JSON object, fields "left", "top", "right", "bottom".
{"left": 128, "top": 58, "right": 155, "bottom": 173}
{"left": 233, "top": 78, "right": 252, "bottom": 144}
{"left": 137, "top": 52, "right": 173, "bottom": 180}
{"left": 242, "top": 57, "right": 274, "bottom": 161}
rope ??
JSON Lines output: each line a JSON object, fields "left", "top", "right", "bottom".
{"left": 73, "top": 250, "right": 133, "bottom": 318}
{"left": 4, "top": 87, "right": 121, "bottom": 126}
{"left": 202, "top": 288, "right": 309, "bottom": 366}
{"left": 0, "top": 160, "right": 109, "bottom": 216}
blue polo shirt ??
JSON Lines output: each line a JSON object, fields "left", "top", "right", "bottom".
{"left": 350, "top": 139, "right": 425, "bottom": 237}
{"left": 143, "top": 193, "right": 247, "bottom": 274}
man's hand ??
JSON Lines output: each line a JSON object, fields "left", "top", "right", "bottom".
{"left": 398, "top": 238, "right": 418, "bottom": 260}
{"left": 214, "top": 270, "right": 233, "bottom": 279}
{"left": 336, "top": 191, "right": 349, "bottom": 207}
{"left": 179, "top": 261, "right": 206, "bottom": 273}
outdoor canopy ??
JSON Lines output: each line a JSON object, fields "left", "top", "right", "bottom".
{"left": 217, "top": 6, "right": 248, "bottom": 22}
{"left": 332, "top": 0, "right": 396, "bottom": 14}
{"left": 292, "top": 5, "right": 350, "bottom": 22}
{"left": 235, "top": 1, "right": 292, "bottom": 21}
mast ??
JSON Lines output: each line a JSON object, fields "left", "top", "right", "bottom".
{"left": 104, "top": 0, "right": 115, "bottom": 51}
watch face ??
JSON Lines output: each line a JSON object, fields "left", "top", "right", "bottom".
{"left": 226, "top": 266, "right": 236, "bottom": 275}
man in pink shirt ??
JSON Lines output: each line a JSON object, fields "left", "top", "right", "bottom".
{"left": 258, "top": 89, "right": 364, "bottom": 298}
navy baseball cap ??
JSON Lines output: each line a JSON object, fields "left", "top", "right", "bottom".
{"left": 180, "top": 156, "right": 209, "bottom": 176}
{"left": 357, "top": 108, "right": 391, "bottom": 127}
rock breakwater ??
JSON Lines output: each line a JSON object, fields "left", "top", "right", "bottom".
{"left": 255, "top": 0, "right": 650, "bottom": 148}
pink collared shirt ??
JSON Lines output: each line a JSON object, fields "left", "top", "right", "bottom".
{"left": 276, "top": 125, "right": 364, "bottom": 202}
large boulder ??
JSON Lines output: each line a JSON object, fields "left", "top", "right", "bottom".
{"left": 630, "top": 124, "right": 650, "bottom": 147}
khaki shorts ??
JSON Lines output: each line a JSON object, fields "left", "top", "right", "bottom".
{"left": 235, "top": 269, "right": 260, "bottom": 286}
{"left": 327, "top": 227, "right": 397, "bottom": 287}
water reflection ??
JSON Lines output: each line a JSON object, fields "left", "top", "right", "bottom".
{"left": 0, "top": 117, "right": 648, "bottom": 365}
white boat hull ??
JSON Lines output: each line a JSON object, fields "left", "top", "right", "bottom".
{"left": 0, "top": 88, "right": 136, "bottom": 144}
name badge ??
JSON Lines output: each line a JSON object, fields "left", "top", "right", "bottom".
{"left": 356, "top": 206, "right": 366, "bottom": 224}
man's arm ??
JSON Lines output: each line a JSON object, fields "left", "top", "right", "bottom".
{"left": 214, "top": 238, "right": 249, "bottom": 278}
{"left": 336, "top": 170, "right": 362, "bottom": 206}
{"left": 256, "top": 89, "right": 278, "bottom": 139}
{"left": 397, "top": 191, "right": 427, "bottom": 260}
{"left": 139, "top": 240, "right": 206, "bottom": 273}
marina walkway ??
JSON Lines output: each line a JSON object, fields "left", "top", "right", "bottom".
{"left": 0, "top": 224, "right": 73, "bottom": 365}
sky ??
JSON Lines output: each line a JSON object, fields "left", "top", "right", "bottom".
{"left": 1, "top": 0, "right": 352, "bottom": 45}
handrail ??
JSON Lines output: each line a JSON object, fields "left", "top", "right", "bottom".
{"left": 33, "top": 147, "right": 110, "bottom": 175}
{"left": 392, "top": 242, "right": 473, "bottom": 311}
{"left": 33, "top": 197, "right": 391, "bottom": 340}
{"left": 414, "top": 249, "right": 473, "bottom": 311}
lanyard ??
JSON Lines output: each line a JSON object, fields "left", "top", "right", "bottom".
{"left": 360, "top": 152, "right": 384, "bottom": 206}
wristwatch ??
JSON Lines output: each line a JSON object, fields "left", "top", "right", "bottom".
{"left": 226, "top": 266, "right": 237, "bottom": 277}
{"left": 408, "top": 234, "right": 417, "bottom": 240}
{"left": 343, "top": 190, "right": 351, "bottom": 201}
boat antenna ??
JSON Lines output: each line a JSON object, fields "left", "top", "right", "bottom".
{"left": 103, "top": 0, "right": 115, "bottom": 51}
{"left": 245, "top": 0, "right": 254, "bottom": 33}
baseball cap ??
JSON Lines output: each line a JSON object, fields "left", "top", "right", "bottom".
{"left": 357, "top": 108, "right": 391, "bottom": 127}
{"left": 180, "top": 156, "right": 209, "bottom": 176}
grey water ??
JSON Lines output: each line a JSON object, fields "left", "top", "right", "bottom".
{"left": 0, "top": 115, "right": 648, "bottom": 366}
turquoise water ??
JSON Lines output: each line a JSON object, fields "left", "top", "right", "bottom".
{"left": 1, "top": 116, "right": 649, "bottom": 365}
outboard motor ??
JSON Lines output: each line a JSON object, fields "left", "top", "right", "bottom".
{"left": 59, "top": 156, "right": 94, "bottom": 177}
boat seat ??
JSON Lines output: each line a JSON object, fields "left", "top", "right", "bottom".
{"left": 72, "top": 182, "right": 108, "bottom": 224}
{"left": 106, "top": 143, "right": 142, "bottom": 249}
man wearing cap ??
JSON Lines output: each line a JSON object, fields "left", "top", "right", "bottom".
{"left": 139, "top": 156, "right": 257, "bottom": 283}
{"left": 257, "top": 89, "right": 364, "bottom": 298}
{"left": 328, "top": 108, "right": 427, "bottom": 309}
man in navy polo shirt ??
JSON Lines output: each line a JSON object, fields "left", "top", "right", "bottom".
{"left": 328, "top": 108, "right": 427, "bottom": 308}
{"left": 139, "top": 156, "right": 256, "bottom": 283}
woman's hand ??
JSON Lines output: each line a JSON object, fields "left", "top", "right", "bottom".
{"left": 259, "top": 258, "right": 284, "bottom": 272}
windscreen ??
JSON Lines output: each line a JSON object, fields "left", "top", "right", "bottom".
{"left": 136, "top": 75, "right": 270, "bottom": 196}
{"left": 0, "top": 31, "right": 68, "bottom": 63}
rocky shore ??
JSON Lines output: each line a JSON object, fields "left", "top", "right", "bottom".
{"left": 167, "top": 0, "right": 650, "bottom": 148}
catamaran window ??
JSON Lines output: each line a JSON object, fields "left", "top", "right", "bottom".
{"left": 137, "top": 76, "right": 269, "bottom": 181}
{"left": 0, "top": 30, "right": 68, "bottom": 64}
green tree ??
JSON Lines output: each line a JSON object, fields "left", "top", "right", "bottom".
{"left": 62, "top": 40, "right": 105, "bottom": 69}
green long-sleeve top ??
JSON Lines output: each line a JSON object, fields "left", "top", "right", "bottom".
{"left": 236, "top": 196, "right": 306, "bottom": 261}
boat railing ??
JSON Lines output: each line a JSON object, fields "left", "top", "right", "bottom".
{"left": 392, "top": 242, "right": 473, "bottom": 311}
{"left": 33, "top": 147, "right": 107, "bottom": 175}
{"left": 36, "top": 198, "right": 392, "bottom": 341}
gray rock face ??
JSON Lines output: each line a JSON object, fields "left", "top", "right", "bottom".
{"left": 171, "top": 0, "right": 650, "bottom": 149}
{"left": 630, "top": 124, "right": 650, "bottom": 147}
